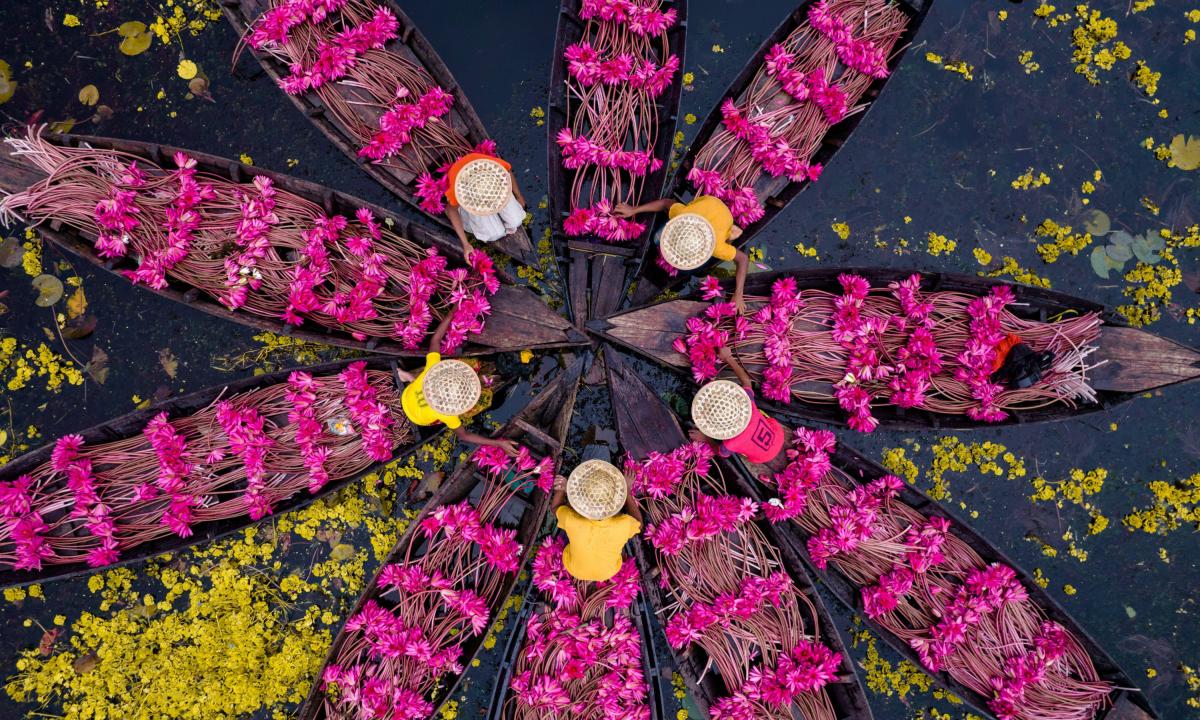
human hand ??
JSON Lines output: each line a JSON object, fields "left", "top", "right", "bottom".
{"left": 688, "top": 428, "right": 709, "bottom": 444}
{"left": 733, "top": 292, "right": 747, "bottom": 315}
{"left": 553, "top": 474, "right": 567, "bottom": 492}
{"left": 395, "top": 368, "right": 417, "bottom": 383}
{"left": 730, "top": 224, "right": 744, "bottom": 240}
{"left": 493, "top": 438, "right": 520, "bottom": 457}
{"left": 612, "top": 202, "right": 636, "bottom": 219}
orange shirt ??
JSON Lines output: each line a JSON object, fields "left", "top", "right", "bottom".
{"left": 444, "top": 153, "right": 512, "bottom": 207}
{"left": 990, "top": 334, "right": 1023, "bottom": 373}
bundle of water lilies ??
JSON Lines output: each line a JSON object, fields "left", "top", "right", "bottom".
{"left": 0, "top": 132, "right": 500, "bottom": 352}
{"left": 761, "top": 427, "right": 1114, "bottom": 720}
{"left": 678, "top": 274, "right": 1101, "bottom": 431}
{"left": 686, "top": 0, "right": 910, "bottom": 226}
{"left": 557, "top": 0, "right": 680, "bottom": 242}
{"left": 316, "top": 445, "right": 555, "bottom": 720}
{"left": 507, "top": 538, "right": 648, "bottom": 719}
{"left": 0, "top": 362, "right": 412, "bottom": 572}
{"left": 246, "top": 0, "right": 470, "bottom": 175}
{"left": 625, "top": 442, "right": 844, "bottom": 720}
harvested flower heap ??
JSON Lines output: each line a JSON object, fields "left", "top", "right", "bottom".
{"left": 312, "top": 446, "right": 556, "bottom": 720}
{"left": 507, "top": 538, "right": 649, "bottom": 719}
{"left": 680, "top": 274, "right": 1102, "bottom": 430}
{"left": 0, "top": 130, "right": 499, "bottom": 354}
{"left": 0, "top": 361, "right": 415, "bottom": 575}
{"left": 556, "top": 0, "right": 681, "bottom": 243}
{"left": 758, "top": 428, "right": 1119, "bottom": 720}
{"left": 627, "top": 441, "right": 847, "bottom": 720}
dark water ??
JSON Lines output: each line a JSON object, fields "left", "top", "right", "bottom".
{"left": 1, "top": 0, "right": 1198, "bottom": 718}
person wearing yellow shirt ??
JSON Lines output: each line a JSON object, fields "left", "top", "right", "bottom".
{"left": 399, "top": 311, "right": 519, "bottom": 456}
{"left": 549, "top": 459, "right": 642, "bottom": 583}
{"left": 614, "top": 195, "right": 750, "bottom": 314}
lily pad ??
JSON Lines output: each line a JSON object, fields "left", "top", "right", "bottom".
{"left": 117, "top": 21, "right": 153, "bottom": 56}
{"left": 1169, "top": 134, "right": 1200, "bottom": 171}
{"left": 0, "top": 236, "right": 23, "bottom": 268}
{"left": 0, "top": 59, "right": 16, "bottom": 104}
{"left": 1145, "top": 231, "right": 1166, "bottom": 251}
{"left": 1090, "top": 246, "right": 1110, "bottom": 279}
{"left": 32, "top": 274, "right": 64, "bottom": 306}
{"left": 1105, "top": 243, "right": 1133, "bottom": 262}
{"left": 78, "top": 84, "right": 99, "bottom": 106}
{"left": 1132, "top": 236, "right": 1161, "bottom": 264}
{"left": 1109, "top": 230, "right": 1135, "bottom": 247}
{"left": 1080, "top": 209, "right": 1111, "bottom": 236}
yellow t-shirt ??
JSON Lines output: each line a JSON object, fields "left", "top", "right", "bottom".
{"left": 556, "top": 506, "right": 641, "bottom": 582}
{"left": 669, "top": 195, "right": 737, "bottom": 261}
{"left": 400, "top": 353, "right": 463, "bottom": 429}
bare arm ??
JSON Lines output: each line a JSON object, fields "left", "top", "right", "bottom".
{"left": 447, "top": 207, "right": 475, "bottom": 259}
{"left": 429, "top": 311, "right": 454, "bottom": 355}
{"left": 510, "top": 171, "right": 526, "bottom": 208}
{"left": 550, "top": 474, "right": 568, "bottom": 512}
{"left": 453, "top": 426, "right": 519, "bottom": 456}
{"left": 613, "top": 197, "right": 676, "bottom": 218}
{"left": 731, "top": 249, "right": 750, "bottom": 314}
{"left": 719, "top": 345, "right": 754, "bottom": 387}
{"left": 623, "top": 473, "right": 643, "bottom": 525}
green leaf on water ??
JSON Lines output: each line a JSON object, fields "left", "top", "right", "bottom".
{"left": 1105, "top": 243, "right": 1133, "bottom": 262}
{"left": 1080, "top": 209, "right": 1111, "bottom": 236}
{"left": 1109, "top": 230, "right": 1135, "bottom": 247}
{"left": 32, "top": 274, "right": 64, "bottom": 306}
{"left": 1131, "top": 236, "right": 1161, "bottom": 265}
{"left": 1090, "top": 246, "right": 1111, "bottom": 279}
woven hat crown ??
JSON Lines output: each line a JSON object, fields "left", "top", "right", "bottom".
{"left": 659, "top": 212, "right": 716, "bottom": 270}
{"left": 423, "top": 360, "right": 482, "bottom": 416}
{"left": 455, "top": 158, "right": 512, "bottom": 216}
{"left": 567, "top": 459, "right": 627, "bottom": 521}
{"left": 692, "top": 380, "right": 753, "bottom": 440}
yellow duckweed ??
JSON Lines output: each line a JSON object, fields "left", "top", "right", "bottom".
{"left": 1034, "top": 219, "right": 1092, "bottom": 263}
{"left": 983, "top": 256, "right": 1052, "bottom": 288}
{"left": 1123, "top": 472, "right": 1200, "bottom": 535}
{"left": 1011, "top": 168, "right": 1051, "bottom": 190}
{"left": 831, "top": 222, "right": 851, "bottom": 241}
{"left": 924, "top": 232, "right": 957, "bottom": 257}
{"left": 853, "top": 625, "right": 932, "bottom": 699}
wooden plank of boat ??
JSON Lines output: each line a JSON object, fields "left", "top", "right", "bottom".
{"left": 590, "top": 268, "right": 1200, "bottom": 430}
{"left": 604, "top": 346, "right": 873, "bottom": 720}
{"left": 297, "top": 356, "right": 585, "bottom": 720}
{"left": 0, "top": 357, "right": 470, "bottom": 588}
{"left": 627, "top": 0, "right": 932, "bottom": 305}
{"left": 739, "top": 429, "right": 1158, "bottom": 720}
{"left": 546, "top": 0, "right": 687, "bottom": 327}
{"left": 0, "top": 132, "right": 587, "bottom": 357}
{"left": 219, "top": 0, "right": 537, "bottom": 266}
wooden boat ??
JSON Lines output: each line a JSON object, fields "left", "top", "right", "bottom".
{"left": 590, "top": 268, "right": 1200, "bottom": 430}
{"left": 628, "top": 0, "right": 931, "bottom": 305}
{"left": 297, "top": 356, "right": 584, "bottom": 720}
{"left": 605, "top": 346, "right": 873, "bottom": 720}
{"left": 739, "top": 424, "right": 1158, "bottom": 720}
{"left": 547, "top": 0, "right": 687, "bottom": 327}
{"left": 220, "top": 0, "right": 537, "bottom": 265}
{"left": 0, "top": 357, "right": 483, "bottom": 588}
{"left": 0, "top": 132, "right": 586, "bottom": 357}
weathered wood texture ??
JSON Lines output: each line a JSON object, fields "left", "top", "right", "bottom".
{"left": 0, "top": 132, "right": 587, "bottom": 357}
{"left": 297, "top": 358, "right": 584, "bottom": 720}
{"left": 220, "top": 0, "right": 536, "bottom": 265}
{"left": 591, "top": 268, "right": 1200, "bottom": 430}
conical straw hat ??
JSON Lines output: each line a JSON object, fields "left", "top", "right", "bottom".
{"left": 692, "top": 380, "right": 753, "bottom": 440}
{"left": 659, "top": 212, "right": 716, "bottom": 270}
{"left": 423, "top": 360, "right": 482, "bottom": 416}
{"left": 454, "top": 158, "right": 512, "bottom": 216}
{"left": 567, "top": 459, "right": 627, "bottom": 521}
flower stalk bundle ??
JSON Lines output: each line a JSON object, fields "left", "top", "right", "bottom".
{"left": 318, "top": 446, "right": 556, "bottom": 720}
{"left": 680, "top": 274, "right": 1102, "bottom": 430}
{"left": 558, "top": 0, "right": 679, "bottom": 242}
{"left": 246, "top": 0, "right": 472, "bottom": 179}
{"left": 760, "top": 428, "right": 1115, "bottom": 720}
{"left": 508, "top": 537, "right": 649, "bottom": 720}
{"left": 625, "top": 442, "right": 843, "bottom": 720}
{"left": 0, "top": 362, "right": 412, "bottom": 572}
{"left": 685, "top": 0, "right": 909, "bottom": 227}
{"left": 0, "top": 132, "right": 500, "bottom": 353}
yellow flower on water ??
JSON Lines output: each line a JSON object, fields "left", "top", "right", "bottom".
{"left": 63, "top": 14, "right": 81, "bottom": 27}
{"left": 973, "top": 247, "right": 992, "bottom": 265}
{"left": 925, "top": 231, "right": 957, "bottom": 257}
{"left": 830, "top": 222, "right": 850, "bottom": 240}
{"left": 1063, "top": 584, "right": 1077, "bottom": 595}
{"left": 176, "top": 59, "right": 198, "bottom": 80}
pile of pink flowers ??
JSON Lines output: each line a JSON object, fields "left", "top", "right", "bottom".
{"left": 558, "top": 0, "right": 679, "bottom": 243}
{"left": 682, "top": 273, "right": 1101, "bottom": 429}
{"left": 760, "top": 429, "right": 1116, "bottom": 720}
{"left": 246, "top": 0, "right": 483, "bottom": 201}
{"left": 322, "top": 445, "right": 555, "bottom": 720}
{"left": 0, "top": 362, "right": 415, "bottom": 573}
{"left": 412, "top": 139, "right": 500, "bottom": 216}
{"left": 684, "top": 0, "right": 910, "bottom": 229}
{"left": 509, "top": 537, "right": 649, "bottom": 720}
{"left": 0, "top": 135, "right": 500, "bottom": 351}
{"left": 626, "top": 442, "right": 842, "bottom": 720}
